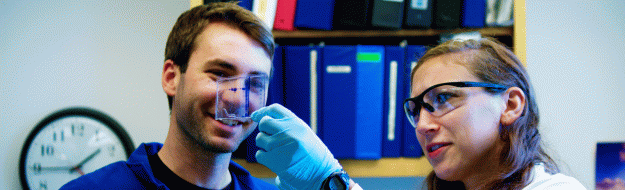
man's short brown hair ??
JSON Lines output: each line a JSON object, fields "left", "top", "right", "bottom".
{"left": 164, "top": 2, "right": 275, "bottom": 110}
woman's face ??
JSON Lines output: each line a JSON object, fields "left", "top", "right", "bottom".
{"left": 411, "top": 53, "right": 506, "bottom": 184}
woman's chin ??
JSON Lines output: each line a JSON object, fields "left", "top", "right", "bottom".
{"left": 433, "top": 166, "right": 460, "bottom": 181}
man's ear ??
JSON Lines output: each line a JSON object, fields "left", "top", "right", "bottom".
{"left": 162, "top": 59, "right": 180, "bottom": 97}
{"left": 500, "top": 87, "right": 526, "bottom": 126}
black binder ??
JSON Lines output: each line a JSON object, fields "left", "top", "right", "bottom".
{"left": 371, "top": 0, "right": 405, "bottom": 29}
{"left": 333, "top": 0, "right": 374, "bottom": 30}
{"left": 432, "top": 0, "right": 462, "bottom": 29}
{"left": 203, "top": 0, "right": 224, "bottom": 4}
{"left": 403, "top": 0, "right": 433, "bottom": 28}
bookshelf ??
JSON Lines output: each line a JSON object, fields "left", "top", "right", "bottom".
{"left": 233, "top": 157, "right": 432, "bottom": 178}
{"left": 273, "top": 27, "right": 512, "bottom": 38}
{"left": 272, "top": 27, "right": 515, "bottom": 56}
{"left": 192, "top": 0, "right": 526, "bottom": 178}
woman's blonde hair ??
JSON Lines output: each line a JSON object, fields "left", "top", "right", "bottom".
{"left": 411, "top": 38, "right": 558, "bottom": 190}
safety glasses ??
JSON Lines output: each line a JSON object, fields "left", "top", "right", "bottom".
{"left": 403, "top": 81, "right": 508, "bottom": 128}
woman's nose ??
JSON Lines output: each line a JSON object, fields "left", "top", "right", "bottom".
{"left": 415, "top": 109, "right": 440, "bottom": 135}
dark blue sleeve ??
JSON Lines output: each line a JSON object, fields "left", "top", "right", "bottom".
{"left": 59, "top": 161, "right": 151, "bottom": 190}
{"left": 229, "top": 161, "right": 277, "bottom": 190}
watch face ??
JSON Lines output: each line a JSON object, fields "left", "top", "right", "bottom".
{"left": 324, "top": 171, "right": 350, "bottom": 190}
{"left": 19, "top": 108, "right": 134, "bottom": 190}
{"left": 329, "top": 177, "right": 347, "bottom": 190}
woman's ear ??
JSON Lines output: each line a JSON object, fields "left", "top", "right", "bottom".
{"left": 500, "top": 87, "right": 526, "bottom": 126}
{"left": 162, "top": 59, "right": 180, "bottom": 97}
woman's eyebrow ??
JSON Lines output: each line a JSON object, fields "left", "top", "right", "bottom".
{"left": 247, "top": 71, "right": 269, "bottom": 78}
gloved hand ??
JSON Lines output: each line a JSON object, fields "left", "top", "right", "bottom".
{"left": 251, "top": 103, "right": 342, "bottom": 190}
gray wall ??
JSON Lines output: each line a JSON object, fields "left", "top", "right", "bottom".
{"left": 2, "top": 0, "right": 624, "bottom": 189}
{"left": 526, "top": 0, "right": 625, "bottom": 189}
{"left": 0, "top": 1, "right": 187, "bottom": 189}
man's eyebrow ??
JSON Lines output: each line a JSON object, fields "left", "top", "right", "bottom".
{"left": 206, "top": 59, "right": 236, "bottom": 71}
{"left": 205, "top": 59, "right": 269, "bottom": 77}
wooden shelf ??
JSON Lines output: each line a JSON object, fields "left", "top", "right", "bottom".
{"left": 233, "top": 157, "right": 433, "bottom": 178}
{"left": 273, "top": 27, "right": 512, "bottom": 38}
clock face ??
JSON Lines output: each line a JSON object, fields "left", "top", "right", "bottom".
{"left": 20, "top": 108, "right": 134, "bottom": 190}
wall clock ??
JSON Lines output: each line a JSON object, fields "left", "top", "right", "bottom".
{"left": 19, "top": 107, "right": 135, "bottom": 190}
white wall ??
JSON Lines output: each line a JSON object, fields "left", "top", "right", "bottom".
{"left": 0, "top": 0, "right": 187, "bottom": 189}
{"left": 526, "top": 0, "right": 625, "bottom": 189}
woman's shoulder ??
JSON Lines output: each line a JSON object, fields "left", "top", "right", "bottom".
{"left": 522, "top": 164, "right": 586, "bottom": 190}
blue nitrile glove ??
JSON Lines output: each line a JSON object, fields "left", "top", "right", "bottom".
{"left": 251, "top": 103, "right": 342, "bottom": 190}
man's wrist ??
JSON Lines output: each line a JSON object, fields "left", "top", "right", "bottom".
{"left": 321, "top": 169, "right": 350, "bottom": 190}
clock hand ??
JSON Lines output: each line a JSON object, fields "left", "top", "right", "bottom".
{"left": 34, "top": 165, "right": 75, "bottom": 171}
{"left": 71, "top": 148, "right": 102, "bottom": 171}
{"left": 74, "top": 167, "right": 86, "bottom": 176}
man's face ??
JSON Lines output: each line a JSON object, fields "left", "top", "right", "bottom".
{"left": 172, "top": 22, "right": 271, "bottom": 153}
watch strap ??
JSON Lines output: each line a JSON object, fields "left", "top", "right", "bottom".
{"left": 321, "top": 169, "right": 350, "bottom": 190}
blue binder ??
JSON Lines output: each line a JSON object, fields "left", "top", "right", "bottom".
{"left": 382, "top": 46, "right": 406, "bottom": 157}
{"left": 205, "top": 0, "right": 253, "bottom": 11}
{"left": 238, "top": 0, "right": 254, "bottom": 11}
{"left": 322, "top": 45, "right": 384, "bottom": 159}
{"left": 402, "top": 45, "right": 427, "bottom": 158}
{"left": 294, "top": 0, "right": 335, "bottom": 30}
{"left": 283, "top": 46, "right": 324, "bottom": 137}
{"left": 235, "top": 46, "right": 285, "bottom": 162}
{"left": 267, "top": 46, "right": 285, "bottom": 107}
{"left": 461, "top": 0, "right": 486, "bottom": 28}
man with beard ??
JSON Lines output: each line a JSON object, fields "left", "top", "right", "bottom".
{"left": 61, "top": 2, "right": 277, "bottom": 189}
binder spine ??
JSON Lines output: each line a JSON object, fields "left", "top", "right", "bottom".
{"left": 322, "top": 45, "right": 357, "bottom": 159}
{"left": 382, "top": 46, "right": 405, "bottom": 157}
{"left": 402, "top": 45, "right": 426, "bottom": 158}
{"left": 372, "top": 0, "right": 405, "bottom": 29}
{"left": 294, "top": 0, "right": 335, "bottom": 30}
{"left": 461, "top": 0, "right": 486, "bottom": 28}
{"left": 355, "top": 45, "right": 384, "bottom": 159}
{"left": 273, "top": 0, "right": 297, "bottom": 31}
{"left": 403, "top": 0, "right": 433, "bottom": 28}
{"left": 432, "top": 0, "right": 462, "bottom": 29}
{"left": 253, "top": 0, "right": 278, "bottom": 30}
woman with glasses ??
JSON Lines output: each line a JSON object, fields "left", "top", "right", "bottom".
{"left": 250, "top": 38, "right": 585, "bottom": 190}
{"left": 401, "top": 37, "right": 584, "bottom": 189}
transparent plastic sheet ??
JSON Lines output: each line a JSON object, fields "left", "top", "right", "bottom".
{"left": 215, "top": 74, "right": 269, "bottom": 123}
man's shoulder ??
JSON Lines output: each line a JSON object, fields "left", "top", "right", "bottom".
{"left": 247, "top": 176, "right": 277, "bottom": 189}
{"left": 60, "top": 143, "right": 162, "bottom": 190}
{"left": 229, "top": 161, "right": 277, "bottom": 189}
{"left": 60, "top": 161, "right": 146, "bottom": 189}
{"left": 239, "top": 175, "right": 277, "bottom": 190}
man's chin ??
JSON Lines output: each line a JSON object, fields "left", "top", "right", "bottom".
{"left": 201, "top": 144, "right": 237, "bottom": 154}
{"left": 199, "top": 137, "right": 242, "bottom": 153}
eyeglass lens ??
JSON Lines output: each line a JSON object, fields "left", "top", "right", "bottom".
{"left": 404, "top": 85, "right": 474, "bottom": 127}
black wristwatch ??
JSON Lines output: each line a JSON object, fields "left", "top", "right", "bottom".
{"left": 321, "top": 170, "right": 350, "bottom": 190}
